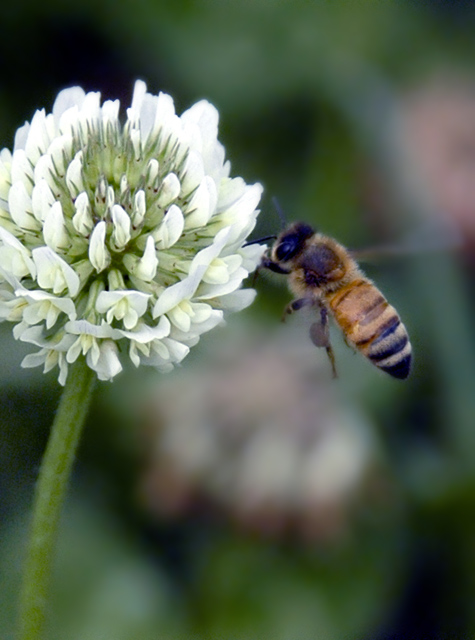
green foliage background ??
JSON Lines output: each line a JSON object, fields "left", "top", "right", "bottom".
{"left": 1, "top": 2, "right": 475, "bottom": 638}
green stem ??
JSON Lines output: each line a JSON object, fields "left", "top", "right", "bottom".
{"left": 19, "top": 357, "right": 96, "bottom": 640}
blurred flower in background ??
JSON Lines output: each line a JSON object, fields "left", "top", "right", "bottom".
{"left": 0, "top": 80, "right": 263, "bottom": 383}
{"left": 140, "top": 325, "right": 385, "bottom": 544}
{"left": 398, "top": 74, "right": 475, "bottom": 253}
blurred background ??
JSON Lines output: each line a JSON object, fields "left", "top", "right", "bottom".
{"left": 1, "top": 1, "right": 475, "bottom": 638}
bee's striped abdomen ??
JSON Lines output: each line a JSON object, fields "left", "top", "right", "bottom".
{"left": 329, "top": 279, "right": 412, "bottom": 379}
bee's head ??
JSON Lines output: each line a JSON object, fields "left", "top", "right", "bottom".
{"left": 272, "top": 223, "right": 315, "bottom": 264}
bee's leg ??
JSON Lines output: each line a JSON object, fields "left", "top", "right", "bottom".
{"left": 281, "top": 297, "right": 315, "bottom": 322}
{"left": 253, "top": 258, "right": 291, "bottom": 287}
{"left": 309, "top": 306, "right": 338, "bottom": 378}
{"left": 260, "top": 257, "right": 291, "bottom": 275}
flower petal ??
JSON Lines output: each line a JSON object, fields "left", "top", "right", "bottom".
{"left": 157, "top": 173, "right": 181, "bottom": 208}
{"left": 135, "top": 235, "right": 158, "bottom": 282}
{"left": 87, "top": 340, "right": 122, "bottom": 381}
{"left": 153, "top": 204, "right": 184, "bottom": 249}
{"left": 43, "top": 201, "right": 69, "bottom": 251}
{"left": 32, "top": 246, "right": 80, "bottom": 296}
{"left": 8, "top": 181, "right": 39, "bottom": 230}
{"left": 89, "top": 221, "right": 110, "bottom": 273}
{"left": 111, "top": 204, "right": 131, "bottom": 249}
{"left": 184, "top": 176, "right": 216, "bottom": 230}
{"left": 0, "top": 227, "right": 36, "bottom": 279}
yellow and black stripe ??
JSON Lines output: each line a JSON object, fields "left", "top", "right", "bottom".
{"left": 329, "top": 279, "right": 411, "bottom": 379}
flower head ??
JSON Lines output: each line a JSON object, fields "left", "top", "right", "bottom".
{"left": 0, "top": 81, "right": 264, "bottom": 383}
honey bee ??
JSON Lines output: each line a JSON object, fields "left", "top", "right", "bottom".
{"left": 259, "top": 222, "right": 412, "bottom": 379}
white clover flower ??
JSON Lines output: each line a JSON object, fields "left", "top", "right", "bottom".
{"left": 0, "top": 81, "right": 264, "bottom": 383}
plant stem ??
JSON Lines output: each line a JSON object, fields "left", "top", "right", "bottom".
{"left": 19, "top": 357, "right": 96, "bottom": 640}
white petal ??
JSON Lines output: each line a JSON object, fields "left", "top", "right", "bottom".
{"left": 168, "top": 303, "right": 191, "bottom": 332}
{"left": 19, "top": 324, "right": 76, "bottom": 351}
{"left": 153, "top": 204, "right": 184, "bottom": 249}
{"left": 57, "top": 356, "right": 69, "bottom": 386}
{"left": 102, "top": 100, "right": 120, "bottom": 128}
{"left": 31, "top": 179, "right": 56, "bottom": 223}
{"left": 65, "top": 319, "right": 122, "bottom": 339}
{"left": 81, "top": 91, "right": 101, "bottom": 121}
{"left": 95, "top": 289, "right": 149, "bottom": 312}
{"left": 21, "top": 350, "right": 49, "bottom": 369}
{"left": 16, "top": 323, "right": 44, "bottom": 344}
{"left": 130, "top": 128, "right": 142, "bottom": 161}
{"left": 0, "top": 296, "right": 27, "bottom": 324}
{"left": 217, "top": 176, "right": 247, "bottom": 211}
{"left": 152, "top": 265, "right": 206, "bottom": 318}
{"left": 53, "top": 87, "right": 86, "bottom": 124}
{"left": 48, "top": 134, "right": 73, "bottom": 177}
{"left": 65, "top": 152, "right": 84, "bottom": 197}
{"left": 14, "top": 122, "right": 30, "bottom": 152}
{"left": 58, "top": 105, "right": 80, "bottom": 138}
{"left": 119, "top": 315, "right": 171, "bottom": 343}
{"left": 210, "top": 288, "right": 257, "bottom": 312}
{"left": 89, "top": 222, "right": 110, "bottom": 273}
{"left": 221, "top": 182, "right": 263, "bottom": 226}
{"left": 87, "top": 340, "right": 122, "bottom": 381}
{"left": 130, "top": 80, "right": 158, "bottom": 142}
{"left": 111, "top": 204, "right": 131, "bottom": 248}
{"left": 66, "top": 336, "right": 84, "bottom": 364}
{"left": 180, "top": 150, "right": 205, "bottom": 196}
{"left": 197, "top": 267, "right": 248, "bottom": 300}
{"left": 157, "top": 173, "right": 181, "bottom": 208}
{"left": 184, "top": 176, "right": 217, "bottom": 230}
{"left": 8, "top": 181, "right": 39, "bottom": 230}
{"left": 145, "top": 158, "right": 159, "bottom": 185}
{"left": 190, "top": 226, "right": 231, "bottom": 271}
{"left": 152, "top": 92, "right": 176, "bottom": 139}
{"left": 239, "top": 243, "right": 266, "bottom": 272}
{"left": 43, "top": 201, "right": 69, "bottom": 251}
{"left": 11, "top": 150, "right": 34, "bottom": 192}
{"left": 96, "top": 290, "right": 150, "bottom": 329}
{"left": 132, "top": 190, "right": 146, "bottom": 227}
{"left": 18, "top": 288, "right": 77, "bottom": 327}
{"left": 32, "top": 246, "right": 80, "bottom": 296}
{"left": 128, "top": 342, "right": 142, "bottom": 367}
{"left": 0, "top": 149, "right": 12, "bottom": 201}
{"left": 72, "top": 192, "right": 93, "bottom": 235}
{"left": 24, "top": 110, "right": 55, "bottom": 163}
{"left": 188, "top": 302, "right": 212, "bottom": 323}
{"left": 162, "top": 337, "right": 190, "bottom": 363}
{"left": 181, "top": 100, "right": 225, "bottom": 181}
{"left": 181, "top": 99, "right": 218, "bottom": 135}
{"left": 17, "top": 287, "right": 76, "bottom": 311}
{"left": 140, "top": 336, "right": 189, "bottom": 368}
{"left": 0, "top": 227, "right": 36, "bottom": 279}
{"left": 153, "top": 228, "right": 231, "bottom": 317}
{"left": 130, "top": 79, "right": 147, "bottom": 114}
{"left": 170, "top": 309, "right": 224, "bottom": 343}
{"left": 22, "top": 302, "right": 56, "bottom": 329}
{"left": 34, "top": 154, "right": 59, "bottom": 196}
{"left": 134, "top": 235, "right": 158, "bottom": 281}
{"left": 202, "top": 256, "right": 241, "bottom": 285}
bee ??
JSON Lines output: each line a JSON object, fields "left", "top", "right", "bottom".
{"left": 259, "top": 222, "right": 412, "bottom": 379}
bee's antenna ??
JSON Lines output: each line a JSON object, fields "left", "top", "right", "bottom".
{"left": 243, "top": 196, "right": 287, "bottom": 247}
{"left": 272, "top": 196, "right": 287, "bottom": 229}
{"left": 243, "top": 235, "right": 277, "bottom": 247}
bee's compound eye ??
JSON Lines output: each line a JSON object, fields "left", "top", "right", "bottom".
{"left": 276, "top": 235, "right": 300, "bottom": 261}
